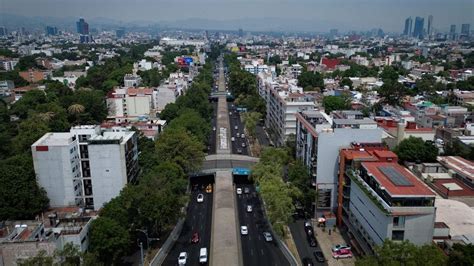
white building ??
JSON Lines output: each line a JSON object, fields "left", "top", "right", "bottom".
{"left": 106, "top": 87, "right": 153, "bottom": 122}
{"left": 32, "top": 125, "right": 138, "bottom": 210}
{"left": 153, "top": 86, "right": 178, "bottom": 111}
{"left": 123, "top": 73, "right": 142, "bottom": 87}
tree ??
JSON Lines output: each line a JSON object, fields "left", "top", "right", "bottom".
{"left": 13, "top": 117, "right": 50, "bottom": 154}
{"left": 167, "top": 109, "right": 210, "bottom": 144}
{"left": 155, "top": 128, "right": 205, "bottom": 173}
{"left": 260, "top": 147, "right": 290, "bottom": 166}
{"left": 287, "top": 160, "right": 315, "bottom": 210}
{"left": 268, "top": 55, "right": 282, "bottom": 65}
{"left": 0, "top": 155, "right": 49, "bottom": 220}
{"left": 356, "top": 240, "right": 447, "bottom": 266}
{"left": 340, "top": 77, "right": 353, "bottom": 89}
{"left": 380, "top": 66, "right": 399, "bottom": 82}
{"left": 377, "top": 80, "right": 408, "bottom": 106}
{"left": 298, "top": 71, "right": 324, "bottom": 90}
{"left": 241, "top": 112, "right": 262, "bottom": 140}
{"left": 160, "top": 102, "right": 180, "bottom": 122}
{"left": 449, "top": 243, "right": 474, "bottom": 266}
{"left": 17, "top": 250, "right": 54, "bottom": 266}
{"left": 322, "top": 95, "right": 351, "bottom": 114}
{"left": 394, "top": 136, "right": 438, "bottom": 163}
{"left": 89, "top": 217, "right": 130, "bottom": 264}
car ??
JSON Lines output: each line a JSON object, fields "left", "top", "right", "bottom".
{"left": 234, "top": 126, "right": 238, "bottom": 130}
{"left": 241, "top": 133, "right": 245, "bottom": 138}
{"left": 246, "top": 205, "right": 252, "bottom": 212}
{"left": 332, "top": 244, "right": 351, "bottom": 252}
{"left": 304, "top": 221, "right": 312, "bottom": 229}
{"left": 332, "top": 248, "right": 353, "bottom": 259}
{"left": 197, "top": 193, "right": 204, "bottom": 203}
{"left": 313, "top": 251, "right": 325, "bottom": 262}
{"left": 244, "top": 187, "right": 250, "bottom": 194}
{"left": 241, "top": 142, "right": 246, "bottom": 148}
{"left": 206, "top": 184, "right": 212, "bottom": 193}
{"left": 240, "top": 226, "right": 248, "bottom": 235}
{"left": 236, "top": 132, "right": 240, "bottom": 137}
{"left": 199, "top": 248, "right": 208, "bottom": 264}
{"left": 237, "top": 148, "right": 242, "bottom": 154}
{"left": 212, "top": 126, "right": 216, "bottom": 131}
{"left": 301, "top": 257, "right": 314, "bottom": 266}
{"left": 236, "top": 188, "right": 242, "bottom": 194}
{"left": 191, "top": 232, "right": 199, "bottom": 243}
{"left": 305, "top": 227, "right": 314, "bottom": 237}
{"left": 263, "top": 232, "right": 273, "bottom": 242}
{"left": 231, "top": 137, "right": 235, "bottom": 142}
{"left": 307, "top": 235, "right": 317, "bottom": 247}
{"left": 229, "top": 112, "right": 232, "bottom": 116}
{"left": 178, "top": 252, "right": 187, "bottom": 265}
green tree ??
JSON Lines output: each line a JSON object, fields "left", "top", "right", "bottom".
{"left": 378, "top": 80, "right": 408, "bottom": 106}
{"left": 155, "top": 128, "right": 205, "bottom": 173}
{"left": 287, "top": 160, "right": 316, "bottom": 210}
{"left": 17, "top": 250, "right": 54, "bottom": 266}
{"left": 322, "top": 95, "right": 351, "bottom": 114}
{"left": 0, "top": 155, "right": 49, "bottom": 220}
{"left": 89, "top": 217, "right": 130, "bottom": 264}
{"left": 241, "top": 112, "right": 262, "bottom": 140}
{"left": 340, "top": 77, "right": 353, "bottom": 89}
{"left": 13, "top": 117, "right": 50, "bottom": 153}
{"left": 380, "top": 66, "right": 399, "bottom": 82}
{"left": 394, "top": 136, "right": 438, "bottom": 163}
{"left": 167, "top": 109, "right": 210, "bottom": 144}
{"left": 298, "top": 71, "right": 324, "bottom": 90}
{"left": 449, "top": 243, "right": 474, "bottom": 266}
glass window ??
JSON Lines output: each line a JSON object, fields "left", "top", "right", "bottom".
{"left": 392, "top": 230, "right": 404, "bottom": 241}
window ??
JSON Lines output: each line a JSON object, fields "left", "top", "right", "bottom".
{"left": 393, "top": 216, "right": 405, "bottom": 228}
{"left": 392, "top": 230, "right": 404, "bottom": 241}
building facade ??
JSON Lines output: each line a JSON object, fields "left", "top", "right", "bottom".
{"left": 32, "top": 125, "right": 138, "bottom": 210}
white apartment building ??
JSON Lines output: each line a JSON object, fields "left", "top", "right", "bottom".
{"left": 32, "top": 125, "right": 139, "bottom": 210}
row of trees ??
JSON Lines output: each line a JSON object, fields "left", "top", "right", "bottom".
{"left": 85, "top": 62, "right": 214, "bottom": 264}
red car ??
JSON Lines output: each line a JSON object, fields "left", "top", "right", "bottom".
{"left": 191, "top": 232, "right": 199, "bottom": 243}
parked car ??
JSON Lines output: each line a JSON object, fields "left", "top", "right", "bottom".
{"left": 191, "top": 232, "right": 199, "bottom": 243}
{"left": 236, "top": 188, "right": 242, "bottom": 194}
{"left": 235, "top": 126, "right": 238, "bottom": 130}
{"left": 301, "top": 257, "right": 314, "bottom": 266}
{"left": 240, "top": 226, "right": 248, "bottom": 235}
{"left": 332, "top": 244, "right": 351, "bottom": 252}
{"left": 332, "top": 248, "right": 353, "bottom": 259}
{"left": 313, "top": 251, "right": 325, "bottom": 263}
{"left": 231, "top": 137, "right": 235, "bottom": 142}
{"left": 237, "top": 148, "right": 242, "bottom": 154}
{"left": 263, "top": 232, "right": 273, "bottom": 242}
{"left": 178, "top": 252, "right": 187, "bottom": 265}
{"left": 197, "top": 194, "right": 204, "bottom": 203}
{"left": 241, "top": 133, "right": 245, "bottom": 138}
{"left": 199, "top": 248, "right": 208, "bottom": 264}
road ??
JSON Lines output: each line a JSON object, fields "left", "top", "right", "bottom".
{"left": 208, "top": 101, "right": 218, "bottom": 154}
{"left": 234, "top": 181, "right": 290, "bottom": 266}
{"left": 228, "top": 103, "right": 250, "bottom": 156}
{"left": 289, "top": 219, "right": 327, "bottom": 266}
{"left": 162, "top": 176, "right": 214, "bottom": 266}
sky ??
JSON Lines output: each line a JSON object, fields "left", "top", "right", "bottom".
{"left": 1, "top": 0, "right": 473, "bottom": 32}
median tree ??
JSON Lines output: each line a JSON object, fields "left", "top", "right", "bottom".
{"left": 241, "top": 111, "right": 262, "bottom": 140}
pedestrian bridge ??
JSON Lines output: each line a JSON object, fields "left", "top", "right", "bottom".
{"left": 199, "top": 154, "right": 259, "bottom": 174}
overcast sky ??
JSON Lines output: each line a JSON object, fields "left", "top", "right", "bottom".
{"left": 1, "top": 0, "right": 473, "bottom": 32}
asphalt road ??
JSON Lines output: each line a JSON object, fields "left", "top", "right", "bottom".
{"left": 162, "top": 176, "right": 214, "bottom": 266}
{"left": 289, "top": 219, "right": 327, "bottom": 266}
{"left": 228, "top": 103, "right": 250, "bottom": 156}
{"left": 235, "top": 182, "right": 290, "bottom": 266}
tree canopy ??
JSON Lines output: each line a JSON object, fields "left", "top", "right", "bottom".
{"left": 322, "top": 95, "right": 351, "bottom": 114}
{"left": 394, "top": 136, "right": 438, "bottom": 163}
{"left": 298, "top": 70, "right": 324, "bottom": 90}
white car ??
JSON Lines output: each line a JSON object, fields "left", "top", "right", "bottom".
{"left": 235, "top": 126, "right": 238, "bottom": 130}
{"left": 241, "top": 226, "right": 248, "bottom": 235}
{"left": 241, "top": 133, "right": 245, "bottom": 138}
{"left": 231, "top": 137, "right": 235, "bottom": 142}
{"left": 263, "top": 232, "right": 273, "bottom": 242}
{"left": 178, "top": 252, "right": 187, "bottom": 265}
{"left": 236, "top": 188, "right": 242, "bottom": 194}
{"left": 247, "top": 205, "right": 252, "bottom": 212}
{"left": 197, "top": 194, "right": 204, "bottom": 203}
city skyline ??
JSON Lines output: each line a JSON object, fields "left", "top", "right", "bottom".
{"left": 1, "top": 0, "right": 473, "bottom": 32}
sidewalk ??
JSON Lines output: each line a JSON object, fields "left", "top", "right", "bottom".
{"left": 314, "top": 225, "right": 355, "bottom": 266}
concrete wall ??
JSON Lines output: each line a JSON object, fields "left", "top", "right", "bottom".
{"left": 154, "top": 88, "right": 176, "bottom": 111}
{"left": 88, "top": 144, "right": 127, "bottom": 210}
{"left": 0, "top": 241, "right": 57, "bottom": 266}
{"left": 316, "top": 128, "right": 383, "bottom": 209}
{"left": 33, "top": 142, "right": 79, "bottom": 207}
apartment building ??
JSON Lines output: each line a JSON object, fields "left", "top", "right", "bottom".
{"left": 123, "top": 73, "right": 142, "bottom": 87}
{"left": 32, "top": 125, "right": 138, "bottom": 210}
{"left": 19, "top": 69, "right": 51, "bottom": 83}
{"left": 106, "top": 87, "right": 153, "bottom": 122}
{"left": 296, "top": 110, "right": 382, "bottom": 212}
{"left": 338, "top": 144, "right": 436, "bottom": 254}
{"left": 258, "top": 72, "right": 316, "bottom": 146}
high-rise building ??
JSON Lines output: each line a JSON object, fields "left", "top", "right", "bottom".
{"left": 76, "top": 18, "right": 89, "bottom": 35}
{"left": 450, "top": 24, "right": 457, "bottom": 40}
{"left": 32, "top": 125, "right": 139, "bottom": 210}
{"left": 403, "top": 17, "right": 413, "bottom": 36}
{"left": 0, "top": 26, "right": 7, "bottom": 36}
{"left": 45, "top": 26, "right": 58, "bottom": 36}
{"left": 461, "top": 23, "right": 470, "bottom": 38}
{"left": 238, "top": 28, "right": 244, "bottom": 37}
{"left": 412, "top": 17, "right": 424, "bottom": 39}
{"left": 116, "top": 28, "right": 125, "bottom": 38}
{"left": 427, "top": 15, "right": 433, "bottom": 37}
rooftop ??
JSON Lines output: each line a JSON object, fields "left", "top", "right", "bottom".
{"left": 333, "top": 118, "right": 377, "bottom": 125}
{"left": 362, "top": 162, "right": 436, "bottom": 197}
{"left": 32, "top": 132, "right": 73, "bottom": 147}
{"left": 436, "top": 198, "right": 474, "bottom": 239}
{"left": 437, "top": 156, "right": 474, "bottom": 181}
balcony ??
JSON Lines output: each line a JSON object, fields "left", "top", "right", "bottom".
{"left": 346, "top": 170, "right": 390, "bottom": 214}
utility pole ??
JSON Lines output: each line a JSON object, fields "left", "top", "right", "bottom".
{"left": 139, "top": 242, "right": 144, "bottom": 266}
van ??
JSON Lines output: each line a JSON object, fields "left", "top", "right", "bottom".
{"left": 199, "top": 247, "right": 208, "bottom": 264}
